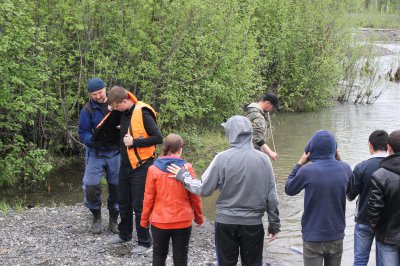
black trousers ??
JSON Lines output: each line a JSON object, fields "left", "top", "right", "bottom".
{"left": 215, "top": 222, "right": 264, "bottom": 266}
{"left": 151, "top": 225, "right": 192, "bottom": 266}
{"left": 118, "top": 160, "right": 152, "bottom": 247}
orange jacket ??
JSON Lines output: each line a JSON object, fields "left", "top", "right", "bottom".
{"left": 140, "top": 159, "right": 203, "bottom": 229}
{"left": 126, "top": 92, "right": 157, "bottom": 169}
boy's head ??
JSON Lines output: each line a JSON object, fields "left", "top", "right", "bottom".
{"left": 162, "top": 134, "right": 184, "bottom": 156}
{"left": 369, "top": 130, "right": 388, "bottom": 152}
{"left": 108, "top": 86, "right": 132, "bottom": 112}
{"left": 388, "top": 130, "right": 400, "bottom": 154}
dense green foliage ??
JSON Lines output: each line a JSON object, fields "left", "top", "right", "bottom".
{"left": 0, "top": 0, "right": 397, "bottom": 185}
{"left": 0, "top": 1, "right": 54, "bottom": 185}
{"left": 255, "top": 0, "right": 349, "bottom": 111}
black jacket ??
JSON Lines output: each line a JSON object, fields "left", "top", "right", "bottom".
{"left": 368, "top": 153, "right": 400, "bottom": 246}
{"left": 346, "top": 155, "right": 385, "bottom": 225}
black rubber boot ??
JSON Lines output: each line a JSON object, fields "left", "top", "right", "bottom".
{"left": 90, "top": 209, "right": 102, "bottom": 234}
{"left": 108, "top": 209, "right": 119, "bottom": 234}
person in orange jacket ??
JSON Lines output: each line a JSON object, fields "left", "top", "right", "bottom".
{"left": 140, "top": 133, "right": 203, "bottom": 266}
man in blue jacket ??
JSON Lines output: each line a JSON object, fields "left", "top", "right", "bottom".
{"left": 78, "top": 78, "right": 120, "bottom": 234}
{"left": 347, "top": 130, "right": 388, "bottom": 266}
{"left": 285, "top": 130, "right": 352, "bottom": 266}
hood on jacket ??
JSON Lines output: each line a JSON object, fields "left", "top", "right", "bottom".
{"left": 153, "top": 156, "right": 186, "bottom": 173}
{"left": 305, "top": 130, "right": 337, "bottom": 161}
{"left": 221, "top": 115, "right": 253, "bottom": 148}
{"left": 243, "top": 103, "right": 264, "bottom": 114}
{"left": 380, "top": 152, "right": 400, "bottom": 175}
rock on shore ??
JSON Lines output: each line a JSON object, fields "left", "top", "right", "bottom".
{"left": 0, "top": 204, "right": 279, "bottom": 265}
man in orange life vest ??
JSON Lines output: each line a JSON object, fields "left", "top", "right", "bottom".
{"left": 107, "top": 86, "right": 163, "bottom": 254}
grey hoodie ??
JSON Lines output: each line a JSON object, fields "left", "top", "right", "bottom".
{"left": 176, "top": 115, "right": 280, "bottom": 233}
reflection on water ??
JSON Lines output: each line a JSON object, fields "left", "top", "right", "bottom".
{"left": 0, "top": 159, "right": 84, "bottom": 207}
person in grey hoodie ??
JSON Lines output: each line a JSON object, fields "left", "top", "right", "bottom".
{"left": 167, "top": 115, "right": 281, "bottom": 266}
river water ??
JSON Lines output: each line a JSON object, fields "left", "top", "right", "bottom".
{"left": 1, "top": 43, "right": 399, "bottom": 266}
{"left": 265, "top": 82, "right": 399, "bottom": 265}
{"left": 262, "top": 44, "right": 399, "bottom": 265}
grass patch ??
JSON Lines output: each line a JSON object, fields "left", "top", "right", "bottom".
{"left": 0, "top": 198, "right": 25, "bottom": 214}
{"left": 347, "top": 12, "right": 400, "bottom": 29}
{"left": 13, "top": 198, "right": 25, "bottom": 213}
{"left": 0, "top": 201, "right": 11, "bottom": 215}
{"left": 176, "top": 128, "right": 229, "bottom": 175}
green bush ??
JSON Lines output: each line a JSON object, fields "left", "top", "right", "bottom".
{"left": 0, "top": 0, "right": 54, "bottom": 185}
{"left": 254, "top": 0, "right": 349, "bottom": 111}
{"left": 2, "top": 0, "right": 386, "bottom": 186}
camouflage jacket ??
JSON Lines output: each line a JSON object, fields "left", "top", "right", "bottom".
{"left": 243, "top": 103, "right": 271, "bottom": 149}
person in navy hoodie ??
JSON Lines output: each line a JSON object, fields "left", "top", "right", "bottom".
{"left": 285, "top": 130, "right": 352, "bottom": 266}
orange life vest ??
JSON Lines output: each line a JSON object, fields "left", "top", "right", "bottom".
{"left": 126, "top": 92, "right": 157, "bottom": 169}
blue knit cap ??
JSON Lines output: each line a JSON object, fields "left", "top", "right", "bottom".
{"left": 87, "top": 78, "right": 105, "bottom": 92}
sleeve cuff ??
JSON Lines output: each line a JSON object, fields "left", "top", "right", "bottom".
{"left": 257, "top": 140, "right": 266, "bottom": 147}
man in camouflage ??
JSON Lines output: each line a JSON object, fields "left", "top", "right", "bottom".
{"left": 244, "top": 92, "right": 281, "bottom": 161}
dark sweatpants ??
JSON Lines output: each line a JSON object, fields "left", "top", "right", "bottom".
{"left": 117, "top": 160, "right": 153, "bottom": 247}
{"left": 151, "top": 225, "right": 192, "bottom": 266}
{"left": 215, "top": 222, "right": 264, "bottom": 266}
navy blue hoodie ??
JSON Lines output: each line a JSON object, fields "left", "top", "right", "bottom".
{"left": 285, "top": 130, "right": 352, "bottom": 242}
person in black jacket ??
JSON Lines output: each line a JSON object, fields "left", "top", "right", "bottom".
{"left": 347, "top": 130, "right": 388, "bottom": 265}
{"left": 368, "top": 130, "right": 400, "bottom": 266}
{"left": 106, "top": 86, "right": 163, "bottom": 255}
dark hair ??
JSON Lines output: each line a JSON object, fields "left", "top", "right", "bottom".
{"left": 369, "top": 130, "right": 388, "bottom": 151}
{"left": 162, "top": 134, "right": 184, "bottom": 156}
{"left": 388, "top": 130, "right": 400, "bottom": 153}
{"left": 107, "top": 86, "right": 129, "bottom": 104}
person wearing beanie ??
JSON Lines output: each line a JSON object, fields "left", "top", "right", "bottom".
{"left": 244, "top": 92, "right": 281, "bottom": 161}
{"left": 78, "top": 78, "right": 121, "bottom": 234}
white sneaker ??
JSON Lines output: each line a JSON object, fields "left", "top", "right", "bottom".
{"left": 131, "top": 245, "right": 152, "bottom": 255}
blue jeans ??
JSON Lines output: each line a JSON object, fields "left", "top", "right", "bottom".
{"left": 354, "top": 223, "right": 375, "bottom": 266}
{"left": 376, "top": 240, "right": 400, "bottom": 266}
{"left": 82, "top": 148, "right": 120, "bottom": 210}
